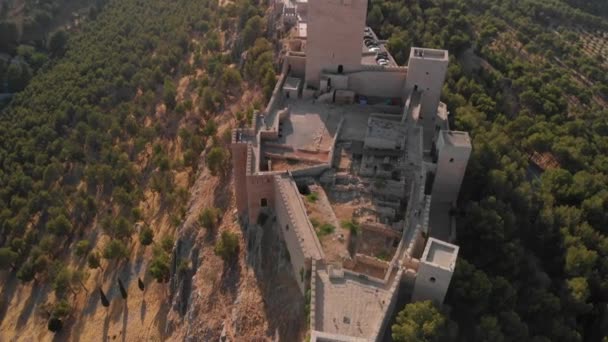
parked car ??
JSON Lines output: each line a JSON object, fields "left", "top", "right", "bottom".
{"left": 377, "top": 58, "right": 389, "bottom": 66}
{"left": 368, "top": 46, "right": 380, "bottom": 52}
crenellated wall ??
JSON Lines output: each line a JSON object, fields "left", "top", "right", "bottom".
{"left": 274, "top": 175, "right": 324, "bottom": 293}
{"left": 246, "top": 173, "right": 277, "bottom": 223}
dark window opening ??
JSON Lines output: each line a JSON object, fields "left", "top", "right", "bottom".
{"left": 338, "top": 65, "right": 344, "bottom": 74}
{"left": 261, "top": 198, "right": 268, "bottom": 207}
{"left": 449, "top": 158, "right": 454, "bottom": 163}
{"left": 298, "top": 184, "right": 311, "bottom": 195}
{"left": 414, "top": 85, "right": 418, "bottom": 91}
{"left": 285, "top": 225, "right": 289, "bottom": 231}
{"left": 430, "top": 277, "right": 436, "bottom": 283}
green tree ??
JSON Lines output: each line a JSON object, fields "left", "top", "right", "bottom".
{"left": 0, "top": 247, "right": 18, "bottom": 270}
{"left": 392, "top": 300, "right": 447, "bottom": 342}
{"left": 6, "top": 61, "right": 32, "bottom": 92}
{"left": 565, "top": 244, "right": 598, "bottom": 277}
{"left": 367, "top": 5, "right": 384, "bottom": 29}
{"left": 17, "top": 260, "right": 36, "bottom": 282}
{"left": 87, "top": 252, "right": 102, "bottom": 270}
{"left": 214, "top": 231, "right": 239, "bottom": 261}
{"left": 149, "top": 245, "right": 170, "bottom": 283}
{"left": 475, "top": 315, "right": 505, "bottom": 342}
{"left": 160, "top": 235, "right": 174, "bottom": 253}
{"left": 567, "top": 277, "right": 590, "bottom": 303}
{"left": 102, "top": 240, "right": 129, "bottom": 260}
{"left": 163, "top": 78, "right": 177, "bottom": 110}
{"left": 207, "top": 147, "right": 228, "bottom": 176}
{"left": 241, "top": 15, "right": 263, "bottom": 50}
{"left": 48, "top": 30, "right": 68, "bottom": 57}
{"left": 139, "top": 226, "right": 154, "bottom": 246}
{"left": 75, "top": 240, "right": 90, "bottom": 258}
{"left": 221, "top": 68, "right": 242, "bottom": 92}
{"left": 199, "top": 207, "right": 220, "bottom": 229}
{"left": 47, "top": 214, "right": 73, "bottom": 237}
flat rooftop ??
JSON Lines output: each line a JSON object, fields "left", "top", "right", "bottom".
{"left": 441, "top": 130, "right": 471, "bottom": 147}
{"left": 422, "top": 238, "right": 458, "bottom": 270}
{"left": 410, "top": 47, "right": 448, "bottom": 61}
{"left": 314, "top": 265, "right": 391, "bottom": 339}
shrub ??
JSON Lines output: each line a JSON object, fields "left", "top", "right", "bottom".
{"left": 139, "top": 226, "right": 154, "bottom": 246}
{"left": 306, "top": 192, "right": 318, "bottom": 203}
{"left": 74, "top": 240, "right": 90, "bottom": 258}
{"left": 317, "top": 223, "right": 335, "bottom": 237}
{"left": 199, "top": 207, "right": 220, "bottom": 229}
{"left": 149, "top": 246, "right": 170, "bottom": 283}
{"left": 214, "top": 231, "right": 239, "bottom": 261}
{"left": 102, "top": 240, "right": 129, "bottom": 260}
{"left": 87, "top": 252, "right": 101, "bottom": 270}
{"left": 341, "top": 219, "right": 360, "bottom": 236}
{"left": 160, "top": 235, "right": 174, "bottom": 253}
{"left": 207, "top": 147, "right": 228, "bottom": 176}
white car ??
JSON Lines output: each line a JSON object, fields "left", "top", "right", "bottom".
{"left": 369, "top": 46, "right": 380, "bottom": 52}
{"left": 377, "top": 59, "right": 389, "bottom": 66}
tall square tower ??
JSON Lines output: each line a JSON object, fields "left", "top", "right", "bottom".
{"left": 405, "top": 48, "right": 449, "bottom": 152}
{"left": 305, "top": 0, "right": 368, "bottom": 88}
{"left": 412, "top": 238, "right": 459, "bottom": 306}
{"left": 431, "top": 130, "right": 472, "bottom": 204}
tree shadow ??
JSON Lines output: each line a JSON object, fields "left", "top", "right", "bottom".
{"left": 0, "top": 275, "right": 18, "bottom": 324}
{"left": 219, "top": 257, "right": 241, "bottom": 303}
{"left": 102, "top": 308, "right": 111, "bottom": 342}
{"left": 152, "top": 296, "right": 170, "bottom": 340}
{"left": 16, "top": 282, "right": 46, "bottom": 329}
{"left": 140, "top": 299, "right": 147, "bottom": 322}
{"left": 121, "top": 301, "right": 129, "bottom": 342}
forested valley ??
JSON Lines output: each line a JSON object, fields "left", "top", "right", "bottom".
{"left": 0, "top": 0, "right": 279, "bottom": 339}
{"left": 374, "top": 0, "right": 608, "bottom": 341}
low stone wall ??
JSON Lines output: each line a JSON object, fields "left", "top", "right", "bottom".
{"left": 361, "top": 223, "right": 401, "bottom": 239}
{"left": 355, "top": 253, "right": 390, "bottom": 273}
{"left": 291, "top": 164, "right": 331, "bottom": 177}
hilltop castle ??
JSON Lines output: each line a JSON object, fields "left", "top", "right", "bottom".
{"left": 231, "top": 1, "right": 471, "bottom": 340}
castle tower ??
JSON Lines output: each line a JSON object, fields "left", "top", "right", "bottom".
{"left": 405, "top": 48, "right": 449, "bottom": 152}
{"left": 305, "top": 0, "right": 368, "bottom": 88}
{"left": 412, "top": 238, "right": 459, "bottom": 305}
{"left": 431, "top": 130, "right": 471, "bottom": 204}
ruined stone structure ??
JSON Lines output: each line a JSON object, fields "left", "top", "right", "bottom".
{"left": 231, "top": 1, "right": 471, "bottom": 340}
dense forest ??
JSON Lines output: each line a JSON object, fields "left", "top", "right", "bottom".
{"left": 0, "top": 0, "right": 108, "bottom": 101}
{"left": 0, "top": 0, "right": 274, "bottom": 334}
{"left": 373, "top": 0, "right": 608, "bottom": 341}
